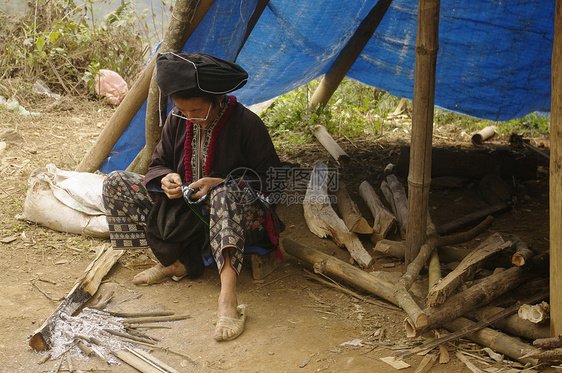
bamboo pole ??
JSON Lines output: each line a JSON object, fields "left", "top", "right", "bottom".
{"left": 405, "top": 0, "right": 441, "bottom": 266}
{"left": 308, "top": 0, "right": 393, "bottom": 110}
{"left": 312, "top": 125, "right": 350, "bottom": 164}
{"left": 76, "top": 0, "right": 216, "bottom": 173}
{"left": 551, "top": 0, "right": 562, "bottom": 337}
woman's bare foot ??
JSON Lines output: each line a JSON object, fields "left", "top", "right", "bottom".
{"left": 214, "top": 250, "right": 242, "bottom": 341}
{"left": 132, "top": 260, "right": 188, "bottom": 285}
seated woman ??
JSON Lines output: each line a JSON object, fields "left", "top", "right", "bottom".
{"left": 102, "top": 52, "right": 283, "bottom": 342}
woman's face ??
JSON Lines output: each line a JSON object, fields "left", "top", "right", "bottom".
{"left": 172, "top": 96, "right": 218, "bottom": 127}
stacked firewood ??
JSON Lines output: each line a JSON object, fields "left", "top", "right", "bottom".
{"left": 293, "top": 162, "right": 552, "bottom": 369}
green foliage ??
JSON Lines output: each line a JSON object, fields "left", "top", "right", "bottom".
{"left": 0, "top": 0, "right": 149, "bottom": 96}
{"left": 260, "top": 78, "right": 402, "bottom": 143}
{"left": 261, "top": 78, "right": 550, "bottom": 144}
{"left": 433, "top": 108, "right": 550, "bottom": 137}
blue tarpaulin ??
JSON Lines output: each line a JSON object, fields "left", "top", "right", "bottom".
{"left": 99, "top": 0, "right": 554, "bottom": 173}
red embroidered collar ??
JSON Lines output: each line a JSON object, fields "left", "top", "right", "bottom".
{"left": 183, "top": 95, "right": 237, "bottom": 183}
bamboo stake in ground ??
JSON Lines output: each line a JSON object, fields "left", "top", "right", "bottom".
{"left": 551, "top": 0, "right": 562, "bottom": 336}
{"left": 405, "top": 0, "right": 441, "bottom": 266}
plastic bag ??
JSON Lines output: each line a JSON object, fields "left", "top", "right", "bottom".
{"left": 94, "top": 69, "right": 128, "bottom": 105}
{"left": 22, "top": 164, "right": 109, "bottom": 237}
{"left": 33, "top": 79, "right": 61, "bottom": 99}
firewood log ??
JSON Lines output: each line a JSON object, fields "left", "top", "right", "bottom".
{"left": 303, "top": 163, "right": 373, "bottom": 267}
{"left": 511, "top": 235, "right": 534, "bottom": 266}
{"left": 518, "top": 301, "right": 550, "bottom": 324}
{"left": 335, "top": 181, "right": 373, "bottom": 234}
{"left": 381, "top": 174, "right": 408, "bottom": 238}
{"left": 358, "top": 181, "right": 396, "bottom": 243}
{"left": 405, "top": 252, "right": 549, "bottom": 337}
{"left": 426, "top": 233, "right": 510, "bottom": 307}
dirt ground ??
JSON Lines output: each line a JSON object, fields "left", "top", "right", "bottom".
{"left": 0, "top": 94, "right": 555, "bottom": 372}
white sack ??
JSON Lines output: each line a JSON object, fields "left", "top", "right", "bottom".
{"left": 22, "top": 164, "right": 109, "bottom": 237}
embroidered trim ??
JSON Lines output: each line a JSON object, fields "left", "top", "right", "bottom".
{"left": 183, "top": 95, "right": 237, "bottom": 183}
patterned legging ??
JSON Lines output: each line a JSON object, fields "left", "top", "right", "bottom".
{"left": 103, "top": 170, "right": 274, "bottom": 274}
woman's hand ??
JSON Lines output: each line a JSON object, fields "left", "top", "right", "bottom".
{"left": 189, "top": 177, "right": 224, "bottom": 200}
{"left": 161, "top": 173, "right": 183, "bottom": 199}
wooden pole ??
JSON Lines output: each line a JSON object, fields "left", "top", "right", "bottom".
{"left": 282, "top": 238, "right": 396, "bottom": 304}
{"left": 466, "top": 304, "right": 550, "bottom": 341}
{"left": 551, "top": 0, "right": 562, "bottom": 337}
{"left": 76, "top": 0, "right": 216, "bottom": 173}
{"left": 405, "top": 0, "right": 440, "bottom": 266}
{"left": 308, "top": 0, "right": 393, "bottom": 110}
